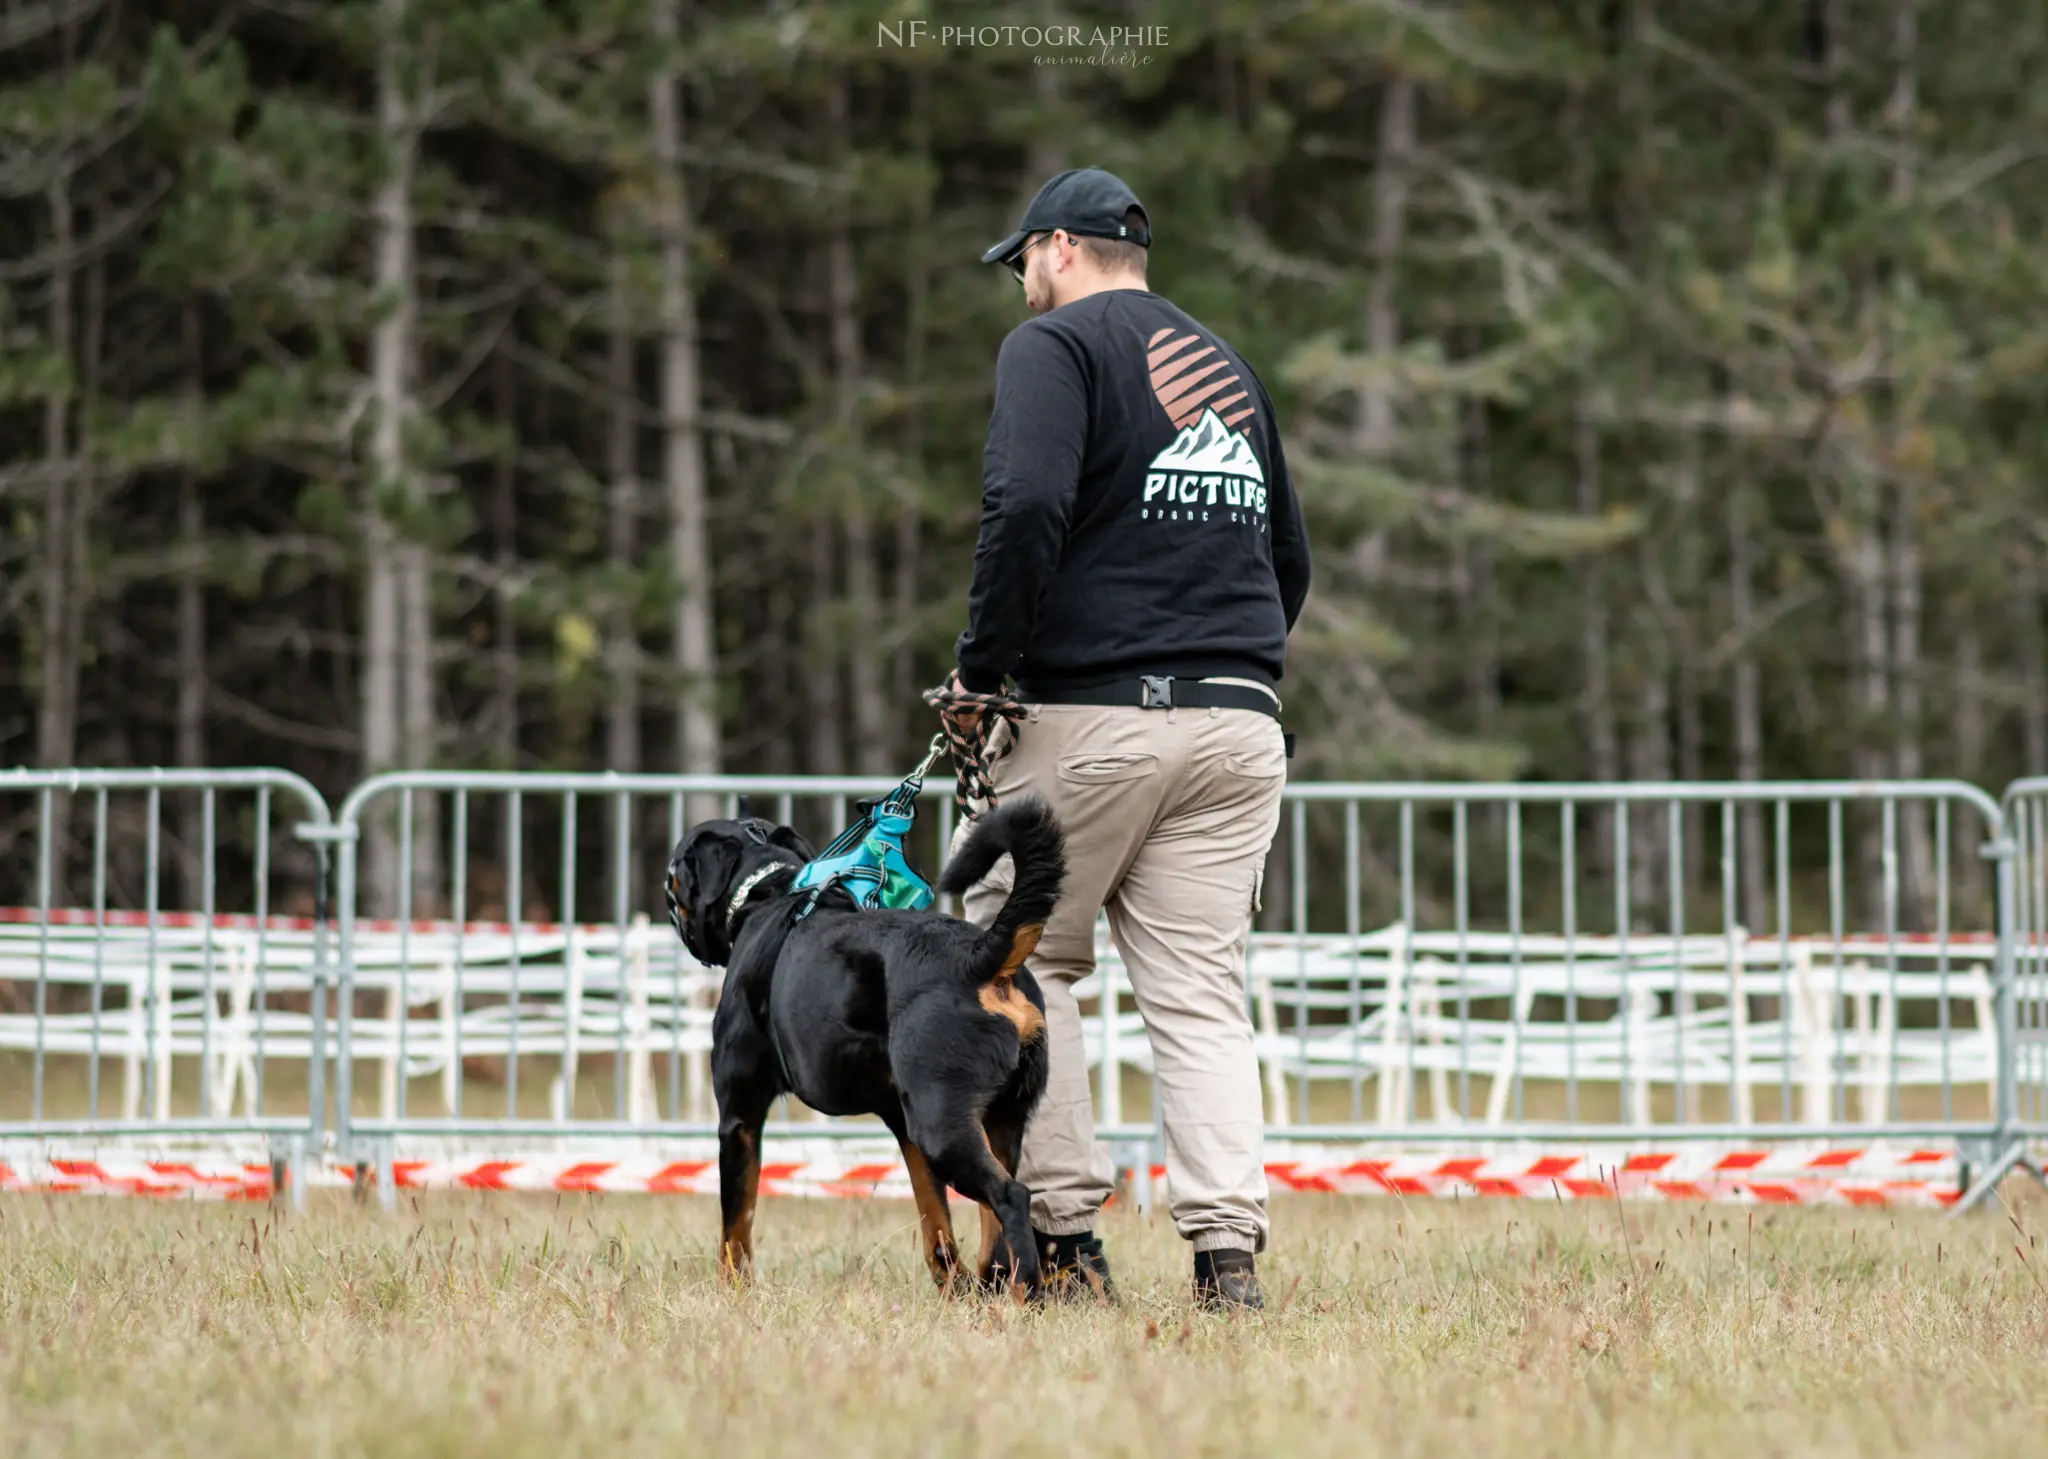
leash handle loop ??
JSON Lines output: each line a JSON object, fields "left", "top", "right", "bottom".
{"left": 920, "top": 680, "right": 1026, "bottom": 819}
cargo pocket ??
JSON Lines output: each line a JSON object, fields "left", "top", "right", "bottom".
{"left": 1056, "top": 752, "right": 1159, "bottom": 785}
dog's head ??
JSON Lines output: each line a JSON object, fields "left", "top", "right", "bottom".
{"left": 664, "top": 817, "right": 814, "bottom": 966}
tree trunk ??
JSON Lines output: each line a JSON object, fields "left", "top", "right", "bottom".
{"left": 1027, "top": 65, "right": 1066, "bottom": 181}
{"left": 491, "top": 350, "right": 519, "bottom": 771}
{"left": 763, "top": 532, "right": 797, "bottom": 776}
{"left": 38, "top": 170, "right": 80, "bottom": 775}
{"left": 1449, "top": 384, "right": 1503, "bottom": 857}
{"left": 399, "top": 539, "right": 442, "bottom": 913}
{"left": 829, "top": 81, "right": 889, "bottom": 776}
{"left": 34, "top": 153, "right": 85, "bottom": 913}
{"left": 805, "top": 518, "right": 846, "bottom": 777}
{"left": 1887, "top": 484, "right": 1932, "bottom": 926}
{"left": 1456, "top": 396, "right": 1500, "bottom": 741}
{"left": 1728, "top": 480, "right": 1769, "bottom": 933}
{"left": 1886, "top": 0, "right": 1934, "bottom": 928}
{"left": 1357, "top": 70, "right": 1414, "bottom": 456}
{"left": 1575, "top": 403, "right": 1621, "bottom": 891}
{"left": 2021, "top": 559, "right": 2048, "bottom": 775}
{"left": 650, "top": 0, "right": 721, "bottom": 817}
{"left": 1817, "top": 0, "right": 1891, "bottom": 927}
{"left": 888, "top": 66, "right": 932, "bottom": 762}
{"left": 1672, "top": 433, "right": 1706, "bottom": 897}
{"left": 1629, "top": 535, "right": 1675, "bottom": 928}
{"left": 363, "top": 0, "right": 416, "bottom": 918}
{"left": 605, "top": 252, "right": 642, "bottom": 777}
{"left": 1953, "top": 627, "right": 1989, "bottom": 920}
{"left": 177, "top": 307, "right": 207, "bottom": 907}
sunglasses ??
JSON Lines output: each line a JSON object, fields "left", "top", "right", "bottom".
{"left": 1008, "top": 231, "right": 1054, "bottom": 284}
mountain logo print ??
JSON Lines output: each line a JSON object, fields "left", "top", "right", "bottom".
{"left": 1141, "top": 327, "right": 1267, "bottom": 524}
{"left": 1151, "top": 407, "right": 1265, "bottom": 482}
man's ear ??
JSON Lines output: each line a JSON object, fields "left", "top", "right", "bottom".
{"left": 768, "top": 825, "right": 814, "bottom": 862}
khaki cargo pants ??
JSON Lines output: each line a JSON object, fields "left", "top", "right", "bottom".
{"left": 953, "top": 689, "right": 1286, "bottom": 1253}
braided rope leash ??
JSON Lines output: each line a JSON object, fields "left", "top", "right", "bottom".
{"left": 920, "top": 679, "right": 1026, "bottom": 818}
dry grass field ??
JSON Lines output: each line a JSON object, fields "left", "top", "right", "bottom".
{"left": 1, "top": 1188, "right": 2045, "bottom": 1458}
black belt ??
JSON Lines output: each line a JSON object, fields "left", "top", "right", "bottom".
{"left": 1019, "top": 675, "right": 1278, "bottom": 716}
{"left": 1018, "top": 677, "right": 1294, "bottom": 756}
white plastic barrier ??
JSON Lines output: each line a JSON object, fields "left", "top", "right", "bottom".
{"left": 0, "top": 914, "right": 1998, "bottom": 1138}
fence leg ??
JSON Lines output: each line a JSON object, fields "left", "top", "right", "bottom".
{"left": 267, "top": 1132, "right": 312, "bottom": 1214}
{"left": 1127, "top": 1138, "right": 1155, "bottom": 1216}
{"left": 268, "top": 1135, "right": 291, "bottom": 1212}
{"left": 375, "top": 1136, "right": 397, "bottom": 1213}
{"left": 294, "top": 1135, "right": 311, "bottom": 1213}
{"left": 628, "top": 917, "right": 652, "bottom": 1123}
{"left": 1953, "top": 1141, "right": 2048, "bottom": 1215}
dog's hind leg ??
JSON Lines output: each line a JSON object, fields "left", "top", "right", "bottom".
{"left": 974, "top": 1113, "right": 1027, "bottom": 1292}
{"left": 920, "top": 1120, "right": 1039, "bottom": 1304}
{"left": 977, "top": 1019, "right": 1050, "bottom": 1293}
{"left": 883, "top": 1109, "right": 962, "bottom": 1293}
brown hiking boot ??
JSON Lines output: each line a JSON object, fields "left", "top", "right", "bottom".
{"left": 1192, "top": 1248, "right": 1263, "bottom": 1312}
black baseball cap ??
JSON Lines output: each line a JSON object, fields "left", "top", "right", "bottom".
{"left": 980, "top": 167, "right": 1151, "bottom": 268}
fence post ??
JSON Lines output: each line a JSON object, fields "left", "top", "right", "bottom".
{"left": 1955, "top": 814, "right": 2039, "bottom": 1212}
{"left": 1987, "top": 829, "right": 2018, "bottom": 1163}
{"left": 298, "top": 821, "right": 351, "bottom": 1167}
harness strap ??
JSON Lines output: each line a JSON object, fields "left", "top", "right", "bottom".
{"left": 720, "top": 862, "right": 802, "bottom": 1090}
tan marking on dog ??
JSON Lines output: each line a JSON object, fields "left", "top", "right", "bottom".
{"left": 978, "top": 976, "right": 1045, "bottom": 1042}
{"left": 721, "top": 1130, "right": 759, "bottom": 1282}
{"left": 976, "top": 1203, "right": 1004, "bottom": 1280}
{"left": 979, "top": 924, "right": 1046, "bottom": 1042}
{"left": 974, "top": 1127, "right": 1009, "bottom": 1277}
{"left": 974, "top": 1129, "right": 1031, "bottom": 1304}
{"left": 1000, "top": 923, "right": 1043, "bottom": 973}
{"left": 899, "top": 1139, "right": 961, "bottom": 1292}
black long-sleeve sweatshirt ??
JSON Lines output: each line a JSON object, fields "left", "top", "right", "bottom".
{"left": 955, "top": 288, "right": 1310, "bottom": 695}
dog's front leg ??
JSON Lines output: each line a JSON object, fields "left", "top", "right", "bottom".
{"left": 717, "top": 1115, "right": 766, "bottom": 1280}
{"left": 712, "top": 997, "right": 779, "bottom": 1283}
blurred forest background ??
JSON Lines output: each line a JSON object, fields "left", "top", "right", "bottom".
{"left": 2, "top": 0, "right": 2045, "bottom": 921}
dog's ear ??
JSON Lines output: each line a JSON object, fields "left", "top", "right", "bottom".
{"left": 692, "top": 833, "right": 742, "bottom": 904}
{"left": 670, "top": 828, "right": 747, "bottom": 964}
{"left": 768, "top": 824, "right": 814, "bottom": 862}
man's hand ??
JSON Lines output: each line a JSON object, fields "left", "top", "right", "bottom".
{"left": 939, "top": 669, "right": 983, "bottom": 737}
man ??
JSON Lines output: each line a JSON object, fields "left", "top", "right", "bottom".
{"left": 942, "top": 167, "right": 1310, "bottom": 1310}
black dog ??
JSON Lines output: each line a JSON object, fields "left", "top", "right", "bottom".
{"left": 665, "top": 798, "right": 1064, "bottom": 1297}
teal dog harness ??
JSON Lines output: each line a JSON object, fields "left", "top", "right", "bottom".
{"left": 786, "top": 736, "right": 946, "bottom": 918}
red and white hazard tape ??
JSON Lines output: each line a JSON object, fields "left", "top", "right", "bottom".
{"left": 1260, "top": 1144, "right": 1963, "bottom": 1209}
{"left": 0, "top": 1157, "right": 282, "bottom": 1200}
{"left": 0, "top": 1142, "right": 1966, "bottom": 1208}
{"left": 377, "top": 1143, "right": 1960, "bottom": 1209}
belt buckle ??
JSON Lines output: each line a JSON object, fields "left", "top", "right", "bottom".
{"left": 1138, "top": 675, "right": 1174, "bottom": 709}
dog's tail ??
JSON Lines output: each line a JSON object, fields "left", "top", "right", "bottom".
{"left": 938, "top": 797, "right": 1066, "bottom": 977}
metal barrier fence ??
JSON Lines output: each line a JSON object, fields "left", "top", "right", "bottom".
{"left": 1986, "top": 777, "right": 2048, "bottom": 1199}
{"left": 4, "top": 766, "right": 2046, "bottom": 1212}
{"left": 0, "top": 768, "right": 335, "bottom": 1181}
{"left": 327, "top": 772, "right": 969, "bottom": 1195}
